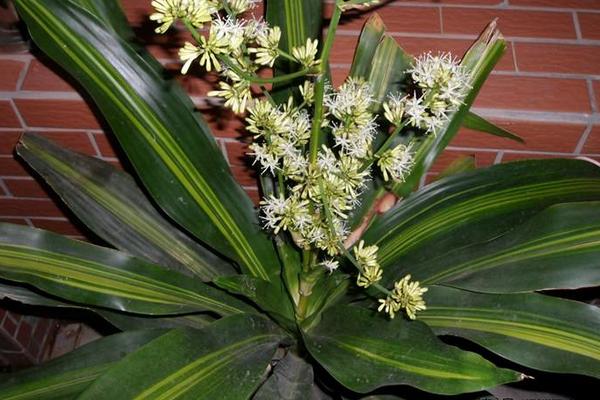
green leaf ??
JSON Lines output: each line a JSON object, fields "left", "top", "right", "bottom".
{"left": 435, "top": 155, "right": 476, "bottom": 181}
{"left": 392, "top": 21, "right": 506, "bottom": 196}
{"left": 349, "top": 14, "right": 386, "bottom": 80}
{"left": 420, "top": 286, "right": 600, "bottom": 378}
{"left": 14, "top": 0, "right": 279, "bottom": 280}
{"left": 464, "top": 112, "right": 524, "bottom": 144}
{"left": 254, "top": 351, "right": 320, "bottom": 400}
{"left": 77, "top": 313, "right": 286, "bottom": 400}
{"left": 304, "top": 305, "right": 521, "bottom": 395}
{"left": 17, "top": 132, "right": 234, "bottom": 281}
{"left": 266, "top": 0, "right": 323, "bottom": 102}
{"left": 418, "top": 202, "right": 600, "bottom": 292}
{"left": 214, "top": 274, "right": 296, "bottom": 330}
{"left": 0, "top": 223, "right": 252, "bottom": 316}
{"left": 362, "top": 159, "right": 600, "bottom": 286}
{"left": 0, "top": 281, "right": 217, "bottom": 331}
{"left": 0, "top": 329, "right": 165, "bottom": 400}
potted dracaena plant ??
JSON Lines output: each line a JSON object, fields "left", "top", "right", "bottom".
{"left": 1, "top": 0, "right": 599, "bottom": 398}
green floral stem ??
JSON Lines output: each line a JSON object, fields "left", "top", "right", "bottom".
{"left": 219, "top": 55, "right": 313, "bottom": 84}
{"left": 183, "top": 19, "right": 203, "bottom": 43}
{"left": 319, "top": 181, "right": 392, "bottom": 297}
{"left": 277, "top": 49, "right": 298, "bottom": 63}
{"left": 308, "top": 4, "right": 343, "bottom": 164}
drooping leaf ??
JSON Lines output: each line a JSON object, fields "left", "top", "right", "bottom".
{"left": 349, "top": 14, "right": 386, "bottom": 80}
{"left": 362, "top": 159, "right": 600, "bottom": 286}
{"left": 254, "top": 351, "right": 321, "bottom": 400}
{"left": 304, "top": 305, "right": 521, "bottom": 395}
{"left": 0, "top": 223, "right": 252, "bottom": 316}
{"left": 417, "top": 202, "right": 600, "bottom": 292}
{"left": 392, "top": 21, "right": 506, "bottom": 196}
{"left": 420, "top": 286, "right": 600, "bottom": 378}
{"left": 0, "top": 281, "right": 217, "bottom": 331}
{"left": 463, "top": 112, "right": 524, "bottom": 144}
{"left": 17, "top": 132, "right": 235, "bottom": 281}
{"left": 14, "top": 0, "right": 279, "bottom": 280}
{"left": 0, "top": 329, "right": 166, "bottom": 400}
{"left": 77, "top": 314, "right": 286, "bottom": 400}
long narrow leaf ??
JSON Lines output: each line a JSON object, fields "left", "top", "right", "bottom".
{"left": 17, "top": 132, "right": 234, "bottom": 281}
{"left": 362, "top": 159, "right": 600, "bottom": 286}
{"left": 77, "top": 314, "right": 286, "bottom": 399}
{"left": 0, "top": 329, "right": 166, "bottom": 400}
{"left": 305, "top": 305, "right": 521, "bottom": 395}
{"left": 417, "top": 202, "right": 600, "bottom": 292}
{"left": 0, "top": 223, "right": 252, "bottom": 316}
{"left": 14, "top": 0, "right": 279, "bottom": 280}
{"left": 420, "top": 286, "right": 600, "bottom": 378}
{"left": 464, "top": 112, "right": 524, "bottom": 143}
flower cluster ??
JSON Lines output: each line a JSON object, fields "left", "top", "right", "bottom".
{"left": 152, "top": 1, "right": 475, "bottom": 321}
{"left": 377, "top": 274, "right": 428, "bottom": 319}
{"left": 255, "top": 79, "right": 374, "bottom": 257}
{"left": 381, "top": 52, "right": 471, "bottom": 136}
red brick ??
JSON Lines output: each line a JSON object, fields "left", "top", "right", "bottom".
{"left": 0, "top": 1, "right": 18, "bottom": 27}
{"left": 0, "top": 60, "right": 25, "bottom": 91}
{"left": 16, "top": 321, "right": 32, "bottom": 348}
{"left": 203, "top": 107, "right": 247, "bottom": 139}
{"left": 0, "top": 101, "right": 21, "bottom": 128}
{"left": 35, "top": 132, "right": 96, "bottom": 156}
{"left": 224, "top": 141, "right": 250, "bottom": 167}
{"left": 0, "top": 334, "right": 20, "bottom": 352}
{"left": 31, "top": 219, "right": 86, "bottom": 237}
{"left": 453, "top": 120, "right": 585, "bottom": 152}
{"left": 0, "top": 158, "right": 29, "bottom": 176}
{"left": 509, "top": 0, "right": 600, "bottom": 9}
{"left": 92, "top": 133, "right": 118, "bottom": 158}
{"left": 4, "top": 179, "right": 49, "bottom": 198}
{"left": 0, "top": 217, "right": 29, "bottom": 226}
{"left": 231, "top": 165, "right": 258, "bottom": 187}
{"left": 515, "top": 43, "right": 600, "bottom": 75}
{"left": 245, "top": 188, "right": 260, "bottom": 205}
{"left": 430, "top": 149, "right": 497, "bottom": 172}
{"left": 583, "top": 125, "right": 600, "bottom": 154}
{"left": 444, "top": 8, "right": 575, "bottom": 39}
{"left": 578, "top": 13, "right": 600, "bottom": 40}
{"left": 475, "top": 75, "right": 591, "bottom": 113}
{"left": 21, "top": 59, "right": 76, "bottom": 92}
{"left": 14, "top": 99, "right": 101, "bottom": 130}
{"left": 331, "top": 35, "right": 515, "bottom": 71}
{"left": 0, "top": 199, "right": 65, "bottom": 217}
{"left": 333, "top": 5, "right": 441, "bottom": 33}
{"left": 594, "top": 80, "right": 600, "bottom": 110}
{"left": 2, "top": 314, "right": 17, "bottom": 337}
{"left": 0, "top": 132, "right": 21, "bottom": 155}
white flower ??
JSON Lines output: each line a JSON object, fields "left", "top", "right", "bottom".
{"left": 292, "top": 38, "right": 320, "bottom": 68}
{"left": 377, "top": 143, "right": 414, "bottom": 182}
{"left": 248, "top": 26, "right": 281, "bottom": 67}
{"left": 382, "top": 92, "right": 407, "bottom": 126}
{"left": 208, "top": 80, "right": 251, "bottom": 114}
{"left": 211, "top": 16, "right": 246, "bottom": 52}
{"left": 325, "top": 77, "right": 373, "bottom": 123}
{"left": 197, "top": 25, "right": 230, "bottom": 72}
{"left": 391, "top": 274, "right": 428, "bottom": 320}
{"left": 150, "top": 0, "right": 213, "bottom": 34}
{"left": 227, "top": 0, "right": 258, "bottom": 15}
{"left": 299, "top": 80, "right": 315, "bottom": 104}
{"left": 404, "top": 93, "right": 428, "bottom": 130}
{"left": 178, "top": 42, "right": 202, "bottom": 74}
{"left": 320, "top": 259, "right": 339, "bottom": 274}
{"left": 248, "top": 142, "right": 280, "bottom": 175}
{"left": 260, "top": 194, "right": 310, "bottom": 234}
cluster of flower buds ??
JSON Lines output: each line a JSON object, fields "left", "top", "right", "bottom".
{"left": 152, "top": 0, "right": 471, "bottom": 320}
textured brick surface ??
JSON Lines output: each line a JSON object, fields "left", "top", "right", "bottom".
{"left": 0, "top": 59, "right": 25, "bottom": 91}
{"left": 0, "top": 0, "right": 599, "bottom": 255}
{"left": 443, "top": 8, "right": 576, "bottom": 39}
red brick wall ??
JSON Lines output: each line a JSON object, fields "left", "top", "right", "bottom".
{"left": 1, "top": 0, "right": 599, "bottom": 239}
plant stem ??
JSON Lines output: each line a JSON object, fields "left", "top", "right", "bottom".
{"left": 308, "top": 4, "right": 343, "bottom": 164}
{"left": 220, "top": 55, "right": 313, "bottom": 84}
